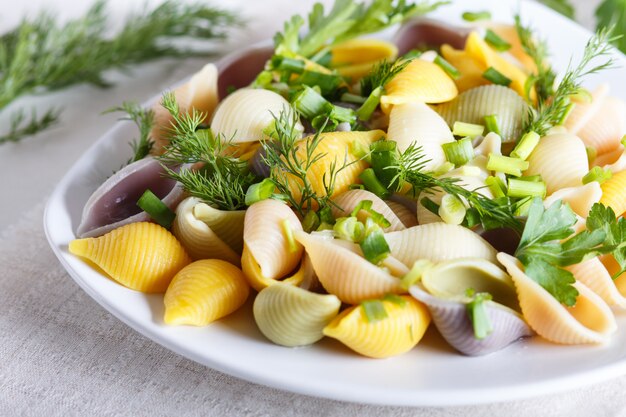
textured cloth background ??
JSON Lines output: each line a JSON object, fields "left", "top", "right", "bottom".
{"left": 2, "top": 204, "right": 626, "bottom": 417}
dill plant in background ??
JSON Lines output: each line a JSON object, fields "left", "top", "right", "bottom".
{"left": 0, "top": 0, "right": 238, "bottom": 144}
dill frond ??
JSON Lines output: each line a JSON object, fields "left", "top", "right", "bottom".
{"left": 360, "top": 59, "right": 412, "bottom": 97}
{"left": 0, "top": 108, "right": 61, "bottom": 144}
{"left": 104, "top": 102, "right": 155, "bottom": 164}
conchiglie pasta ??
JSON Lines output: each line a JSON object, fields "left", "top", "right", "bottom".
{"left": 600, "top": 169, "right": 626, "bottom": 216}
{"left": 525, "top": 133, "right": 588, "bottom": 195}
{"left": 253, "top": 283, "right": 341, "bottom": 347}
{"left": 498, "top": 253, "right": 616, "bottom": 344}
{"left": 330, "top": 39, "right": 398, "bottom": 79}
{"left": 331, "top": 189, "right": 406, "bottom": 232}
{"left": 380, "top": 59, "right": 458, "bottom": 113}
{"left": 295, "top": 231, "right": 403, "bottom": 304}
{"left": 384, "top": 200, "right": 418, "bottom": 228}
{"left": 487, "top": 24, "right": 537, "bottom": 73}
{"left": 386, "top": 101, "right": 454, "bottom": 170}
{"left": 323, "top": 296, "right": 431, "bottom": 358}
{"left": 281, "top": 130, "right": 384, "bottom": 204}
{"left": 164, "top": 260, "right": 249, "bottom": 326}
{"left": 566, "top": 258, "right": 626, "bottom": 310}
{"left": 542, "top": 182, "right": 602, "bottom": 218}
{"left": 69, "top": 222, "right": 191, "bottom": 293}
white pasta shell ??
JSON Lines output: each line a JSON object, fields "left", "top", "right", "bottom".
{"left": 384, "top": 200, "right": 418, "bottom": 228}
{"left": 435, "top": 85, "right": 528, "bottom": 142}
{"left": 243, "top": 199, "right": 304, "bottom": 281}
{"left": 294, "top": 231, "right": 403, "bottom": 304}
{"left": 386, "top": 101, "right": 454, "bottom": 171}
{"left": 253, "top": 283, "right": 341, "bottom": 347}
{"left": 192, "top": 202, "right": 245, "bottom": 254}
{"left": 542, "top": 182, "right": 602, "bottom": 218}
{"left": 386, "top": 223, "right": 498, "bottom": 266}
{"left": 171, "top": 197, "right": 241, "bottom": 264}
{"left": 211, "top": 88, "right": 303, "bottom": 143}
{"left": 474, "top": 132, "right": 503, "bottom": 157}
{"left": 566, "top": 258, "right": 626, "bottom": 310}
{"left": 497, "top": 252, "right": 616, "bottom": 344}
{"left": 331, "top": 189, "right": 407, "bottom": 232}
{"left": 525, "top": 133, "right": 588, "bottom": 195}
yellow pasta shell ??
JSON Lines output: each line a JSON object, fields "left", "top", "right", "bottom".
{"left": 323, "top": 296, "right": 431, "bottom": 358}
{"left": 164, "top": 259, "right": 249, "bottom": 326}
{"left": 380, "top": 59, "right": 458, "bottom": 113}
{"left": 566, "top": 258, "right": 626, "bottom": 310}
{"left": 600, "top": 169, "right": 626, "bottom": 216}
{"left": 498, "top": 253, "right": 616, "bottom": 344}
{"left": 330, "top": 39, "right": 398, "bottom": 79}
{"left": 487, "top": 24, "right": 537, "bottom": 73}
{"left": 282, "top": 130, "right": 384, "bottom": 204}
{"left": 69, "top": 222, "right": 191, "bottom": 293}
{"left": 241, "top": 244, "right": 307, "bottom": 292}
{"left": 440, "top": 44, "right": 490, "bottom": 93}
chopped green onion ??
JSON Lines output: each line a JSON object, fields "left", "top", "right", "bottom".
{"left": 360, "top": 219, "right": 390, "bottom": 264}
{"left": 334, "top": 217, "right": 365, "bottom": 242}
{"left": 452, "top": 122, "right": 485, "bottom": 138}
{"left": 586, "top": 146, "right": 597, "bottom": 165}
{"left": 402, "top": 49, "right": 422, "bottom": 60}
{"left": 245, "top": 179, "right": 275, "bottom": 206}
{"left": 438, "top": 194, "right": 467, "bottom": 225}
{"left": 484, "top": 29, "right": 512, "bottom": 52}
{"left": 582, "top": 166, "right": 613, "bottom": 185}
{"left": 295, "top": 70, "right": 342, "bottom": 96}
{"left": 570, "top": 88, "right": 592, "bottom": 103}
{"left": 292, "top": 86, "right": 328, "bottom": 119}
{"left": 341, "top": 92, "right": 367, "bottom": 104}
{"left": 485, "top": 175, "right": 507, "bottom": 198}
{"left": 462, "top": 10, "right": 491, "bottom": 21}
{"left": 349, "top": 184, "right": 365, "bottom": 190}
{"left": 511, "top": 131, "right": 540, "bottom": 160}
{"left": 359, "top": 168, "right": 390, "bottom": 199}
{"left": 271, "top": 55, "right": 305, "bottom": 74}
{"left": 484, "top": 114, "right": 501, "bottom": 135}
{"left": 466, "top": 289, "right": 493, "bottom": 340}
{"left": 383, "top": 293, "right": 407, "bottom": 307}
{"left": 621, "top": 135, "right": 626, "bottom": 148}
{"left": 356, "top": 85, "right": 383, "bottom": 121}
{"left": 434, "top": 55, "right": 461, "bottom": 79}
{"left": 556, "top": 102, "right": 576, "bottom": 126}
{"left": 432, "top": 161, "right": 455, "bottom": 176}
{"left": 281, "top": 219, "right": 298, "bottom": 253}
{"left": 302, "top": 210, "right": 320, "bottom": 233}
{"left": 318, "top": 206, "right": 335, "bottom": 225}
{"left": 442, "top": 137, "right": 475, "bottom": 167}
{"left": 516, "top": 174, "right": 543, "bottom": 182}
{"left": 253, "top": 70, "right": 273, "bottom": 88}
{"left": 507, "top": 178, "right": 547, "bottom": 198}
{"left": 455, "top": 166, "right": 483, "bottom": 177}
{"left": 514, "top": 196, "right": 533, "bottom": 217}
{"left": 350, "top": 139, "right": 371, "bottom": 163}
{"left": 482, "top": 67, "right": 512, "bottom": 87}
{"left": 420, "top": 197, "right": 440, "bottom": 215}
{"left": 486, "top": 153, "right": 529, "bottom": 176}
{"left": 350, "top": 200, "right": 391, "bottom": 228}
{"left": 401, "top": 259, "right": 434, "bottom": 289}
{"left": 361, "top": 300, "right": 388, "bottom": 323}
{"left": 136, "top": 189, "right": 175, "bottom": 229}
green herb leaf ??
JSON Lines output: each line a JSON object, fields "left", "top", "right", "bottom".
{"left": 595, "top": 0, "right": 626, "bottom": 53}
{"left": 104, "top": 102, "right": 154, "bottom": 165}
{"left": 587, "top": 203, "right": 626, "bottom": 278}
{"left": 538, "top": 0, "right": 576, "bottom": 19}
{"left": 361, "top": 299, "right": 388, "bottom": 322}
{"left": 524, "top": 258, "right": 578, "bottom": 306}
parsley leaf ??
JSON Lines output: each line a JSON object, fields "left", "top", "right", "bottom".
{"left": 538, "top": 0, "right": 576, "bottom": 19}
{"left": 596, "top": 0, "right": 626, "bottom": 53}
{"left": 587, "top": 203, "right": 626, "bottom": 278}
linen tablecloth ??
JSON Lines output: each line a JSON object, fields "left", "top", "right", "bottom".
{"left": 2, "top": 0, "right": 625, "bottom": 415}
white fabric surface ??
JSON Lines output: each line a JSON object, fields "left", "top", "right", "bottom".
{"left": 2, "top": 0, "right": 625, "bottom": 415}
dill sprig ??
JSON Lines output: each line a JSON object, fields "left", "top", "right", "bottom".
{"left": 104, "top": 102, "right": 155, "bottom": 164}
{"left": 261, "top": 107, "right": 354, "bottom": 217}
{"left": 0, "top": 108, "right": 61, "bottom": 145}
{"left": 0, "top": 0, "right": 238, "bottom": 143}
{"left": 391, "top": 144, "right": 523, "bottom": 233}
{"left": 360, "top": 59, "right": 412, "bottom": 97}
{"left": 524, "top": 27, "right": 618, "bottom": 136}
{"left": 157, "top": 92, "right": 254, "bottom": 211}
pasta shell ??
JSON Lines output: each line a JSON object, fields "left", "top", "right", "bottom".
{"left": 566, "top": 258, "right": 626, "bottom": 310}
{"left": 487, "top": 24, "right": 537, "bottom": 73}
{"left": 386, "top": 101, "right": 454, "bottom": 170}
{"left": 323, "top": 296, "right": 431, "bottom": 358}
{"left": 384, "top": 200, "right": 418, "bottom": 228}
{"left": 386, "top": 223, "right": 498, "bottom": 266}
{"left": 497, "top": 253, "right": 616, "bottom": 344}
{"left": 600, "top": 254, "right": 626, "bottom": 297}
{"left": 409, "top": 285, "right": 531, "bottom": 356}
{"left": 164, "top": 259, "right": 249, "bottom": 326}
{"left": 330, "top": 39, "right": 398, "bottom": 79}
{"left": 282, "top": 130, "right": 384, "bottom": 204}
{"left": 600, "top": 169, "right": 626, "bottom": 216}
{"left": 474, "top": 132, "right": 503, "bottom": 157}
{"left": 525, "top": 133, "right": 588, "bottom": 195}
{"left": 192, "top": 202, "right": 245, "bottom": 254}
{"left": 380, "top": 59, "right": 458, "bottom": 113}
{"left": 151, "top": 63, "right": 219, "bottom": 154}
{"left": 69, "top": 222, "right": 191, "bottom": 293}
{"left": 211, "top": 88, "right": 303, "bottom": 143}
{"left": 295, "top": 231, "right": 403, "bottom": 304}
{"left": 253, "top": 283, "right": 341, "bottom": 347}
{"left": 576, "top": 97, "right": 626, "bottom": 155}
{"left": 242, "top": 199, "right": 304, "bottom": 290}
{"left": 542, "top": 182, "right": 602, "bottom": 218}
{"left": 241, "top": 244, "right": 307, "bottom": 291}
{"left": 171, "top": 197, "right": 242, "bottom": 264}
{"left": 331, "top": 189, "right": 407, "bottom": 232}
{"left": 435, "top": 85, "right": 529, "bottom": 143}
{"left": 440, "top": 43, "right": 490, "bottom": 93}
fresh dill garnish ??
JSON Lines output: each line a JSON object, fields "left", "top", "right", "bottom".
{"left": 157, "top": 92, "right": 254, "bottom": 211}
{"left": 104, "top": 102, "right": 155, "bottom": 165}
{"left": 261, "top": 107, "right": 355, "bottom": 218}
{"left": 0, "top": 108, "right": 61, "bottom": 145}
{"left": 523, "top": 27, "right": 618, "bottom": 136}
{"left": 0, "top": 0, "right": 237, "bottom": 143}
{"left": 390, "top": 144, "right": 523, "bottom": 233}
{"left": 360, "top": 59, "right": 412, "bottom": 97}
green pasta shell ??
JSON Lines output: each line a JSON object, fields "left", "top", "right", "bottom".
{"left": 435, "top": 85, "right": 529, "bottom": 143}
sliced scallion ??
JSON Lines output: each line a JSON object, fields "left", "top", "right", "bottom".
{"left": 360, "top": 219, "right": 390, "bottom": 265}
{"left": 292, "top": 86, "right": 328, "bottom": 119}
{"left": 350, "top": 199, "right": 391, "bottom": 228}
{"left": 507, "top": 178, "right": 546, "bottom": 198}
{"left": 361, "top": 300, "right": 388, "bottom": 323}
{"left": 484, "top": 29, "right": 512, "bottom": 52}
{"left": 302, "top": 210, "right": 320, "bottom": 233}
{"left": 442, "top": 137, "right": 475, "bottom": 167}
{"left": 486, "top": 153, "right": 529, "bottom": 176}
{"left": 452, "top": 122, "right": 485, "bottom": 138}
{"left": 359, "top": 168, "right": 390, "bottom": 199}
{"left": 438, "top": 193, "right": 467, "bottom": 225}
{"left": 484, "top": 114, "right": 501, "bottom": 135}
{"left": 341, "top": 92, "right": 367, "bottom": 104}
{"left": 510, "top": 131, "right": 540, "bottom": 160}
{"left": 434, "top": 55, "right": 460, "bottom": 79}
{"left": 466, "top": 289, "right": 493, "bottom": 340}
{"left": 482, "top": 67, "right": 512, "bottom": 87}
{"left": 245, "top": 178, "right": 275, "bottom": 206}
{"left": 333, "top": 217, "right": 365, "bottom": 242}
{"left": 485, "top": 175, "right": 507, "bottom": 199}
{"left": 400, "top": 259, "right": 434, "bottom": 289}
{"left": 462, "top": 11, "right": 491, "bottom": 21}
{"left": 383, "top": 294, "right": 407, "bottom": 307}
{"left": 136, "top": 189, "right": 175, "bottom": 229}
{"left": 582, "top": 166, "right": 613, "bottom": 185}
{"left": 356, "top": 85, "right": 383, "bottom": 121}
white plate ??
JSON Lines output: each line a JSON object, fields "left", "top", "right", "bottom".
{"left": 44, "top": 0, "right": 626, "bottom": 406}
